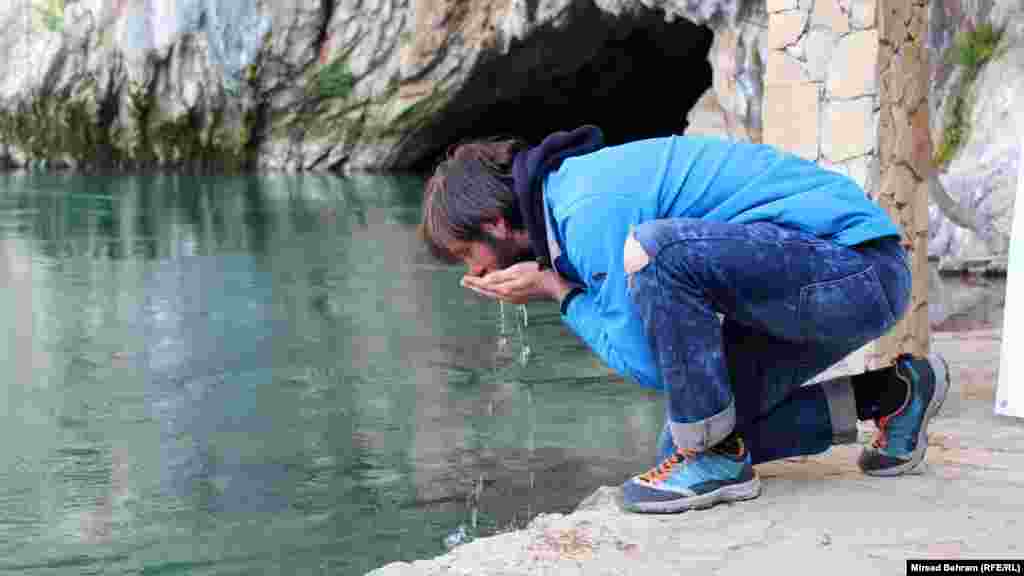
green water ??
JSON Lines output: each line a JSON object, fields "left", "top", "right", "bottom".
{"left": 0, "top": 172, "right": 663, "bottom": 575}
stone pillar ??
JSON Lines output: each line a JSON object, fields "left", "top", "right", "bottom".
{"left": 868, "top": 0, "right": 932, "bottom": 367}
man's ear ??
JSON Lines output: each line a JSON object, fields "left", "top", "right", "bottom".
{"left": 481, "top": 217, "right": 511, "bottom": 239}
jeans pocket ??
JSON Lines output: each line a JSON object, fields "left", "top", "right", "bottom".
{"left": 798, "top": 265, "right": 897, "bottom": 343}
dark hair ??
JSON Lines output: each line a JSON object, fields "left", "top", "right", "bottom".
{"left": 419, "top": 137, "right": 528, "bottom": 263}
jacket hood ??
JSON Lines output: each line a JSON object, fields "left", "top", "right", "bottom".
{"left": 511, "top": 125, "right": 604, "bottom": 268}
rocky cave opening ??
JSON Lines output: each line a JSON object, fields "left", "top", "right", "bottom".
{"left": 405, "top": 4, "right": 713, "bottom": 172}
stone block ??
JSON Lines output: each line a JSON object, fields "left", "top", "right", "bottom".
{"left": 842, "top": 154, "right": 873, "bottom": 188}
{"left": 767, "top": 0, "right": 798, "bottom": 12}
{"left": 784, "top": 42, "right": 805, "bottom": 62}
{"left": 864, "top": 148, "right": 879, "bottom": 193}
{"left": 850, "top": 0, "right": 876, "bottom": 29}
{"left": 822, "top": 97, "right": 874, "bottom": 162}
{"left": 812, "top": 0, "right": 850, "bottom": 34}
{"left": 827, "top": 29, "right": 879, "bottom": 98}
{"left": 764, "top": 83, "right": 820, "bottom": 160}
{"left": 766, "top": 50, "right": 810, "bottom": 85}
{"left": 768, "top": 11, "right": 807, "bottom": 50}
{"left": 819, "top": 157, "right": 843, "bottom": 175}
{"left": 803, "top": 28, "right": 835, "bottom": 82}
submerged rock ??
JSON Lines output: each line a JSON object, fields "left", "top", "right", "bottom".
{"left": 444, "top": 525, "right": 470, "bottom": 550}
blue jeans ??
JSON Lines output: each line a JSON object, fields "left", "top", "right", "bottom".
{"left": 627, "top": 218, "right": 911, "bottom": 463}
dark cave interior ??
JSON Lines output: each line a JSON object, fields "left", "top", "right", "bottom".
{"left": 404, "top": 4, "right": 714, "bottom": 172}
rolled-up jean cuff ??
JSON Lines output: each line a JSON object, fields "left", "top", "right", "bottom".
{"left": 821, "top": 376, "right": 858, "bottom": 444}
{"left": 669, "top": 401, "right": 735, "bottom": 451}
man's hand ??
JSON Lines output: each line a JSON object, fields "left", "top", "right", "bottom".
{"left": 461, "top": 261, "right": 573, "bottom": 305}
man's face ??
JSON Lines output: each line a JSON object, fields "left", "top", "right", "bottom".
{"left": 449, "top": 231, "right": 529, "bottom": 277}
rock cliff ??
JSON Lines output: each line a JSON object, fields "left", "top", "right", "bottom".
{"left": 0, "top": 0, "right": 1019, "bottom": 266}
{"left": 0, "top": 0, "right": 732, "bottom": 172}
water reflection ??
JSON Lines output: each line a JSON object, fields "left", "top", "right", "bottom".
{"left": 1, "top": 171, "right": 1010, "bottom": 574}
{"left": 0, "top": 172, "right": 662, "bottom": 575}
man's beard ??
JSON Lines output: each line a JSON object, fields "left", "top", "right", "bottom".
{"left": 482, "top": 231, "right": 532, "bottom": 270}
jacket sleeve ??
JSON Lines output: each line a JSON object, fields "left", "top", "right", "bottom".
{"left": 561, "top": 293, "right": 661, "bottom": 390}
{"left": 556, "top": 195, "right": 663, "bottom": 391}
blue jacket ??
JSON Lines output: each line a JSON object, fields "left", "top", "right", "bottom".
{"left": 543, "top": 135, "right": 902, "bottom": 391}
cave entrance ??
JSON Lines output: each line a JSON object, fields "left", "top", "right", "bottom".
{"left": 404, "top": 4, "right": 713, "bottom": 172}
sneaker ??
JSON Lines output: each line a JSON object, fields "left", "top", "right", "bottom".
{"left": 858, "top": 352, "right": 951, "bottom": 476}
{"left": 622, "top": 434, "right": 761, "bottom": 514}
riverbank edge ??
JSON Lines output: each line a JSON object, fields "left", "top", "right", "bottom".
{"left": 367, "top": 328, "right": 1023, "bottom": 576}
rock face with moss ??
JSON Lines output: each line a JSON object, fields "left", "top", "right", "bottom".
{"left": 928, "top": 1, "right": 1023, "bottom": 269}
{"left": 0, "top": 0, "right": 1017, "bottom": 271}
{"left": 0, "top": 0, "right": 746, "bottom": 172}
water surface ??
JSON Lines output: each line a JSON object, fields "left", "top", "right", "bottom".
{"left": 0, "top": 172, "right": 664, "bottom": 575}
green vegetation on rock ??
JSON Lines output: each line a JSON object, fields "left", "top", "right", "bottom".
{"left": 127, "top": 81, "right": 157, "bottom": 166}
{"left": 380, "top": 86, "right": 451, "bottom": 137}
{"left": 35, "top": 0, "right": 65, "bottom": 33}
{"left": 123, "top": 79, "right": 250, "bottom": 170}
{"left": 0, "top": 79, "right": 251, "bottom": 172}
{"left": 314, "top": 58, "right": 357, "bottom": 100}
{"left": 954, "top": 23, "right": 1001, "bottom": 70}
{"left": 935, "top": 23, "right": 1004, "bottom": 167}
{"left": 0, "top": 86, "right": 115, "bottom": 168}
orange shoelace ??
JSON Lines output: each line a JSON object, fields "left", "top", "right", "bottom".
{"left": 638, "top": 438, "right": 747, "bottom": 484}
{"left": 638, "top": 453, "right": 685, "bottom": 484}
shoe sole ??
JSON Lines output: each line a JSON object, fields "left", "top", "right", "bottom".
{"left": 864, "top": 352, "right": 951, "bottom": 477}
{"left": 623, "top": 474, "right": 762, "bottom": 514}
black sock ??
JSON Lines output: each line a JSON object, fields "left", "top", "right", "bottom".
{"left": 710, "top": 430, "right": 745, "bottom": 458}
{"left": 852, "top": 366, "right": 908, "bottom": 421}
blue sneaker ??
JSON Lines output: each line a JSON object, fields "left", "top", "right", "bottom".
{"left": 858, "top": 353, "right": 951, "bottom": 476}
{"left": 622, "top": 435, "right": 761, "bottom": 514}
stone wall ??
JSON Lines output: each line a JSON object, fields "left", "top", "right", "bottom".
{"left": 685, "top": 0, "right": 883, "bottom": 191}
{"left": 691, "top": 0, "right": 1020, "bottom": 273}
{"left": 762, "top": 0, "right": 879, "bottom": 192}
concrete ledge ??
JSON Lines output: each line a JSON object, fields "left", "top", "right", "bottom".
{"left": 368, "top": 331, "right": 1024, "bottom": 575}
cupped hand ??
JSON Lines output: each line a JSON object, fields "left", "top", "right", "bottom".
{"left": 460, "top": 261, "right": 568, "bottom": 304}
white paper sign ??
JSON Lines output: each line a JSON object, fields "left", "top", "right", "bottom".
{"left": 995, "top": 126, "right": 1024, "bottom": 418}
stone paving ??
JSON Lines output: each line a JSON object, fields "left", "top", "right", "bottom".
{"left": 368, "top": 329, "right": 1024, "bottom": 575}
